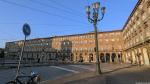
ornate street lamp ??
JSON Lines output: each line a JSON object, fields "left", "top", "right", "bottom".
{"left": 86, "top": 2, "right": 106, "bottom": 74}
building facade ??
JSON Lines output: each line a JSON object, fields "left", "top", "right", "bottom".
{"left": 5, "top": 30, "right": 123, "bottom": 63}
{"left": 5, "top": 0, "right": 150, "bottom": 65}
{"left": 51, "top": 30, "right": 123, "bottom": 63}
{"left": 122, "top": 0, "right": 150, "bottom": 65}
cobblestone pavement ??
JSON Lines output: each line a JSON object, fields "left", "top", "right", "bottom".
{"left": 56, "top": 66, "right": 150, "bottom": 84}
{"left": 0, "top": 63, "right": 134, "bottom": 84}
{"left": 105, "top": 66, "right": 150, "bottom": 84}
{"left": 40, "top": 63, "right": 133, "bottom": 84}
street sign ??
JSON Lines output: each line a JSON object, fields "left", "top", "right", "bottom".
{"left": 15, "top": 23, "right": 31, "bottom": 79}
{"left": 23, "top": 23, "right": 31, "bottom": 36}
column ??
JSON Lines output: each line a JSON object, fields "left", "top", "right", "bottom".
{"left": 136, "top": 48, "right": 140, "bottom": 65}
{"left": 133, "top": 49, "right": 137, "bottom": 64}
{"left": 121, "top": 52, "right": 125, "bottom": 63}
{"left": 73, "top": 53, "right": 76, "bottom": 62}
{"left": 124, "top": 51, "right": 128, "bottom": 63}
{"left": 116, "top": 52, "right": 119, "bottom": 63}
{"left": 125, "top": 51, "right": 127, "bottom": 63}
{"left": 84, "top": 52, "right": 87, "bottom": 62}
{"left": 110, "top": 52, "right": 112, "bottom": 63}
{"left": 146, "top": 45, "right": 150, "bottom": 64}
{"left": 104, "top": 53, "right": 106, "bottom": 62}
{"left": 139, "top": 48, "right": 145, "bottom": 65}
{"left": 94, "top": 53, "right": 96, "bottom": 62}
{"left": 128, "top": 51, "right": 131, "bottom": 63}
{"left": 142, "top": 47, "right": 150, "bottom": 65}
{"left": 126, "top": 51, "right": 129, "bottom": 63}
{"left": 147, "top": 45, "right": 150, "bottom": 64}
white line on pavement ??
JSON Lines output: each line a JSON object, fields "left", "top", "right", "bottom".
{"left": 69, "top": 65, "right": 95, "bottom": 71}
{"left": 50, "top": 66, "right": 79, "bottom": 73}
{"left": 69, "top": 65, "right": 113, "bottom": 72}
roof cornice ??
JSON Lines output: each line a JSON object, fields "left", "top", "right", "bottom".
{"left": 122, "top": 0, "right": 142, "bottom": 30}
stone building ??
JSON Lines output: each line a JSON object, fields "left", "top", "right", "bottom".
{"left": 122, "top": 0, "right": 150, "bottom": 65}
{"left": 51, "top": 30, "right": 123, "bottom": 63}
{"left": 5, "top": 0, "right": 150, "bottom": 65}
{"left": 5, "top": 30, "right": 123, "bottom": 63}
{"left": 5, "top": 37, "right": 55, "bottom": 63}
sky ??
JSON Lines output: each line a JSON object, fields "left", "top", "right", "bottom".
{"left": 0, "top": 0, "right": 138, "bottom": 48}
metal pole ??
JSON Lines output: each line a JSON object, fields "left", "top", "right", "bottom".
{"left": 94, "top": 22, "right": 102, "bottom": 74}
{"left": 16, "top": 35, "right": 26, "bottom": 78}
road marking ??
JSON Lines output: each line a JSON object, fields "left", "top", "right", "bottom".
{"left": 50, "top": 66, "right": 79, "bottom": 73}
{"left": 69, "top": 65, "right": 95, "bottom": 71}
{"left": 69, "top": 65, "right": 113, "bottom": 72}
{"left": 102, "top": 68, "right": 113, "bottom": 72}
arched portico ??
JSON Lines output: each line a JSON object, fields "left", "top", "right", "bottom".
{"left": 89, "top": 53, "right": 94, "bottom": 62}
{"left": 79, "top": 53, "right": 83, "bottom": 62}
{"left": 106, "top": 53, "right": 110, "bottom": 62}
{"left": 71, "top": 53, "right": 74, "bottom": 61}
{"left": 118, "top": 53, "right": 122, "bottom": 63}
{"left": 112, "top": 53, "right": 116, "bottom": 63}
{"left": 100, "top": 53, "right": 105, "bottom": 63}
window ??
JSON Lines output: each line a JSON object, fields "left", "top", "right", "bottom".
{"left": 105, "top": 33, "right": 108, "bottom": 37}
{"left": 89, "top": 48, "right": 93, "bottom": 51}
{"left": 90, "top": 35, "right": 94, "bottom": 38}
{"left": 85, "top": 53, "right": 87, "bottom": 55}
{"left": 141, "top": 10, "right": 144, "bottom": 16}
{"left": 80, "top": 48, "right": 83, "bottom": 51}
{"left": 67, "top": 42, "right": 70, "bottom": 45}
{"left": 89, "top": 40, "right": 93, "bottom": 44}
{"left": 136, "top": 17, "right": 139, "bottom": 22}
{"left": 99, "top": 34, "right": 102, "bottom": 37}
{"left": 139, "top": 4, "right": 143, "bottom": 10}
{"left": 79, "top": 41, "right": 81, "bottom": 44}
{"left": 110, "top": 33, "right": 114, "bottom": 37}
{"left": 63, "top": 42, "right": 66, "bottom": 45}
{"left": 84, "top": 40, "right": 87, "bottom": 44}
{"left": 99, "top": 39, "right": 102, "bottom": 42}
{"left": 142, "top": 13, "right": 146, "bottom": 20}
{"left": 111, "top": 39, "right": 115, "bottom": 42}
{"left": 144, "top": 22, "right": 148, "bottom": 28}
{"left": 146, "top": 29, "right": 150, "bottom": 37}
{"left": 135, "top": 11, "right": 138, "bottom": 16}
{"left": 117, "top": 39, "right": 119, "bottom": 41}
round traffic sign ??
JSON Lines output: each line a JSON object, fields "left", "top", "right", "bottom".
{"left": 23, "top": 23, "right": 31, "bottom": 36}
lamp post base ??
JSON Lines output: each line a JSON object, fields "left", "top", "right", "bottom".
{"left": 95, "top": 62, "right": 102, "bottom": 75}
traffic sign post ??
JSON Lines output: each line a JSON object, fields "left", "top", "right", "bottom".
{"left": 16, "top": 23, "right": 31, "bottom": 78}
